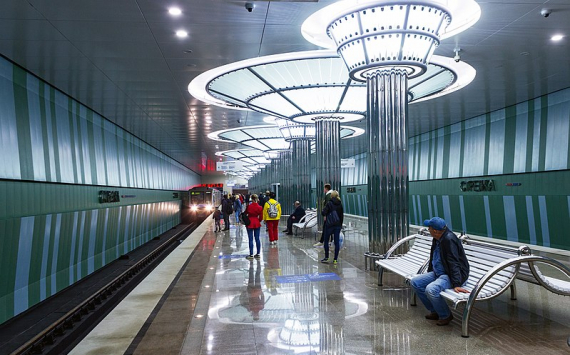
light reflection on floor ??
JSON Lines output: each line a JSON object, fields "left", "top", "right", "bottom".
{"left": 184, "top": 219, "right": 570, "bottom": 355}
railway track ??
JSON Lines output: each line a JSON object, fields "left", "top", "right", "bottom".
{"left": 3, "top": 222, "right": 198, "bottom": 355}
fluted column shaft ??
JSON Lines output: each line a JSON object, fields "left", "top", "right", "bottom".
{"left": 280, "top": 151, "right": 293, "bottom": 213}
{"left": 292, "top": 139, "right": 312, "bottom": 210}
{"left": 315, "top": 118, "right": 341, "bottom": 227}
{"left": 367, "top": 69, "right": 409, "bottom": 253}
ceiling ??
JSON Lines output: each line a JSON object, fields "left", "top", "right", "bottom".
{"left": 1, "top": 0, "right": 569, "bottom": 176}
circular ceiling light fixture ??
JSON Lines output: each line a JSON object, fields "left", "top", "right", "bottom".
{"left": 302, "top": 0, "right": 481, "bottom": 81}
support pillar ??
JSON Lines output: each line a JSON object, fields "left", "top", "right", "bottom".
{"left": 292, "top": 139, "right": 312, "bottom": 211}
{"left": 281, "top": 151, "right": 293, "bottom": 214}
{"left": 315, "top": 118, "right": 341, "bottom": 227}
{"left": 367, "top": 69, "right": 409, "bottom": 253}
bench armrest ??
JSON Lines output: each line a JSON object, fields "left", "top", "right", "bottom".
{"left": 383, "top": 234, "right": 423, "bottom": 259}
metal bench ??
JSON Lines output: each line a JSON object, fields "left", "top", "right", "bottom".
{"left": 292, "top": 212, "right": 317, "bottom": 238}
{"left": 375, "top": 232, "right": 570, "bottom": 337}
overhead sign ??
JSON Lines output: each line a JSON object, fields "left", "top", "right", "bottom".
{"left": 341, "top": 158, "right": 355, "bottom": 168}
{"left": 226, "top": 180, "right": 236, "bottom": 187}
{"left": 216, "top": 161, "right": 243, "bottom": 171}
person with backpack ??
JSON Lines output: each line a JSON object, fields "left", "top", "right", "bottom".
{"left": 245, "top": 194, "right": 263, "bottom": 259}
{"left": 262, "top": 191, "right": 281, "bottom": 245}
{"left": 320, "top": 190, "right": 344, "bottom": 265}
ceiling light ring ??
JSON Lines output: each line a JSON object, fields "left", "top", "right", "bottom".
{"left": 243, "top": 83, "right": 353, "bottom": 102}
{"left": 350, "top": 62, "right": 427, "bottom": 81}
{"left": 333, "top": 28, "right": 442, "bottom": 48}
{"left": 323, "top": 1, "right": 452, "bottom": 35}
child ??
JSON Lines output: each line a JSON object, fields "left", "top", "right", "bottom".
{"left": 213, "top": 208, "right": 222, "bottom": 232}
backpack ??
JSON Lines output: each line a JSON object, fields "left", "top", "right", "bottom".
{"left": 267, "top": 201, "right": 279, "bottom": 218}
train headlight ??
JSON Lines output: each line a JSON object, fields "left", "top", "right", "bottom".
{"left": 205, "top": 204, "right": 212, "bottom": 212}
{"left": 191, "top": 205, "right": 198, "bottom": 212}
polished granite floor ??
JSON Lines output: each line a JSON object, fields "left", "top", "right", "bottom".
{"left": 74, "top": 217, "right": 570, "bottom": 355}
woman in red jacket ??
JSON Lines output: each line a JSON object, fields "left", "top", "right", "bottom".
{"left": 245, "top": 194, "right": 263, "bottom": 259}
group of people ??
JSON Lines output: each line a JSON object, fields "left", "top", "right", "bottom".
{"left": 214, "top": 191, "right": 282, "bottom": 259}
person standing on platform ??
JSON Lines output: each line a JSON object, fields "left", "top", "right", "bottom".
{"left": 283, "top": 201, "right": 305, "bottom": 235}
{"left": 314, "top": 183, "right": 333, "bottom": 247}
{"left": 410, "top": 217, "right": 470, "bottom": 326}
{"left": 245, "top": 194, "right": 263, "bottom": 259}
{"left": 213, "top": 207, "right": 222, "bottom": 232}
{"left": 263, "top": 192, "right": 282, "bottom": 246}
{"left": 221, "top": 194, "right": 233, "bottom": 231}
{"left": 320, "top": 190, "right": 344, "bottom": 265}
{"left": 234, "top": 194, "right": 243, "bottom": 224}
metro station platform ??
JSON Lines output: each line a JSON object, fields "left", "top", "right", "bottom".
{"left": 69, "top": 217, "right": 570, "bottom": 355}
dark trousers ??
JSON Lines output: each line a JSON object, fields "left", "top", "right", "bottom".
{"left": 286, "top": 216, "right": 294, "bottom": 232}
{"left": 323, "top": 225, "right": 341, "bottom": 260}
{"left": 319, "top": 222, "right": 332, "bottom": 243}
{"left": 223, "top": 213, "right": 230, "bottom": 230}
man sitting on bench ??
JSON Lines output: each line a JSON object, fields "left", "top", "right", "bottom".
{"left": 410, "top": 217, "right": 470, "bottom": 326}
{"left": 283, "top": 201, "right": 306, "bottom": 235}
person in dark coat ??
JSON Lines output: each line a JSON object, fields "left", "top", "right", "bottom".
{"left": 320, "top": 190, "right": 344, "bottom": 264}
{"left": 314, "top": 183, "right": 333, "bottom": 247}
{"left": 213, "top": 207, "right": 222, "bottom": 232}
{"left": 221, "top": 194, "right": 233, "bottom": 231}
{"left": 410, "top": 217, "right": 470, "bottom": 326}
{"left": 283, "top": 201, "right": 306, "bottom": 235}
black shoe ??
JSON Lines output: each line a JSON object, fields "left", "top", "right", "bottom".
{"left": 436, "top": 314, "right": 453, "bottom": 326}
{"left": 425, "top": 312, "right": 439, "bottom": 320}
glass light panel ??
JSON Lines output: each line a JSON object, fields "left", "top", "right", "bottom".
{"left": 340, "top": 128, "right": 356, "bottom": 139}
{"left": 243, "top": 140, "right": 269, "bottom": 151}
{"left": 329, "top": 12, "right": 361, "bottom": 47}
{"left": 252, "top": 156, "right": 271, "bottom": 164}
{"left": 401, "top": 35, "right": 433, "bottom": 61}
{"left": 249, "top": 126, "right": 281, "bottom": 138}
{"left": 219, "top": 130, "right": 253, "bottom": 142}
{"left": 209, "top": 69, "right": 271, "bottom": 101}
{"left": 249, "top": 93, "right": 302, "bottom": 117}
{"left": 242, "top": 157, "right": 257, "bottom": 165}
{"left": 282, "top": 87, "right": 344, "bottom": 114}
{"left": 261, "top": 138, "right": 290, "bottom": 150}
{"left": 339, "top": 42, "right": 366, "bottom": 71}
{"left": 410, "top": 70, "right": 454, "bottom": 100}
{"left": 337, "top": 86, "right": 367, "bottom": 112}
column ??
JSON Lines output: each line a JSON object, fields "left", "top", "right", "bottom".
{"left": 281, "top": 150, "right": 293, "bottom": 214}
{"left": 292, "top": 139, "right": 312, "bottom": 210}
{"left": 367, "top": 69, "right": 409, "bottom": 253}
{"left": 315, "top": 117, "right": 341, "bottom": 227}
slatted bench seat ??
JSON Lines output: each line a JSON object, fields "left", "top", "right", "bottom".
{"left": 374, "top": 232, "right": 570, "bottom": 337}
{"left": 292, "top": 212, "right": 317, "bottom": 237}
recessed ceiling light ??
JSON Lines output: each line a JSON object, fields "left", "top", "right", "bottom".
{"left": 168, "top": 7, "right": 182, "bottom": 16}
{"left": 551, "top": 34, "right": 564, "bottom": 41}
{"left": 176, "top": 30, "right": 188, "bottom": 38}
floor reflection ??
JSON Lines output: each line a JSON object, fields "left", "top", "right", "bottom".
{"left": 198, "top": 222, "right": 570, "bottom": 355}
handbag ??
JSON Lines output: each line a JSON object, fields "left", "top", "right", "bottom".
{"left": 326, "top": 209, "right": 340, "bottom": 227}
{"left": 240, "top": 212, "right": 251, "bottom": 226}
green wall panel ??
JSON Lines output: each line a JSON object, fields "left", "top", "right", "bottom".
{"left": 410, "top": 170, "right": 570, "bottom": 251}
{"left": 0, "top": 198, "right": 181, "bottom": 325}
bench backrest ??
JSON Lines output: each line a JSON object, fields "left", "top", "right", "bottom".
{"left": 460, "top": 241, "right": 522, "bottom": 300}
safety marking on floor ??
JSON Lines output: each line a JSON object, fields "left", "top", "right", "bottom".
{"left": 276, "top": 272, "right": 341, "bottom": 284}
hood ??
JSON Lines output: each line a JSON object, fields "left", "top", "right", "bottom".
{"left": 331, "top": 197, "right": 341, "bottom": 205}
